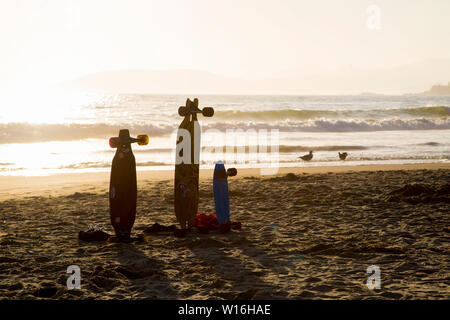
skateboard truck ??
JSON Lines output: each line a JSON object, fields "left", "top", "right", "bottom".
{"left": 178, "top": 98, "right": 214, "bottom": 117}
{"left": 109, "top": 129, "right": 149, "bottom": 148}
{"left": 215, "top": 167, "right": 238, "bottom": 179}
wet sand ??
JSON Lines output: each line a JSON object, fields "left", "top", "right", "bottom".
{"left": 0, "top": 164, "right": 449, "bottom": 299}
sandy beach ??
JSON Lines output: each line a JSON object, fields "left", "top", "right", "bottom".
{"left": 0, "top": 163, "right": 449, "bottom": 300}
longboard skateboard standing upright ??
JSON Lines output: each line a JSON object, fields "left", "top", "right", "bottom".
{"left": 213, "top": 161, "right": 237, "bottom": 228}
{"left": 174, "top": 98, "right": 214, "bottom": 230}
{"left": 109, "top": 129, "right": 148, "bottom": 241}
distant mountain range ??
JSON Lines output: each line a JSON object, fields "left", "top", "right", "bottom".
{"left": 59, "top": 59, "right": 450, "bottom": 95}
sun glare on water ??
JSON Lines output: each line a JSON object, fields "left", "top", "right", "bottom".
{"left": 0, "top": 88, "right": 100, "bottom": 124}
{"left": 0, "top": 88, "right": 113, "bottom": 176}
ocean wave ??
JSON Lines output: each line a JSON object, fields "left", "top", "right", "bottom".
{"left": 263, "top": 155, "right": 450, "bottom": 163}
{"left": 414, "top": 142, "right": 442, "bottom": 146}
{"left": 54, "top": 162, "right": 110, "bottom": 169}
{"left": 214, "top": 109, "right": 337, "bottom": 120}
{"left": 0, "top": 116, "right": 449, "bottom": 144}
{"left": 6, "top": 155, "right": 446, "bottom": 172}
{"left": 55, "top": 161, "right": 167, "bottom": 170}
{"left": 0, "top": 122, "right": 173, "bottom": 144}
{"left": 128, "top": 145, "right": 368, "bottom": 153}
{"left": 203, "top": 118, "right": 450, "bottom": 132}
{"left": 214, "top": 106, "right": 450, "bottom": 120}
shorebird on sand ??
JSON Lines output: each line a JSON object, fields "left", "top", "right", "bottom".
{"left": 338, "top": 152, "right": 348, "bottom": 160}
{"left": 299, "top": 151, "right": 313, "bottom": 161}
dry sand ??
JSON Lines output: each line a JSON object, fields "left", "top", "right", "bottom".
{"left": 0, "top": 163, "right": 449, "bottom": 299}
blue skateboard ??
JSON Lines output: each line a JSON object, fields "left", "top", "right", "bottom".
{"left": 213, "top": 161, "right": 237, "bottom": 226}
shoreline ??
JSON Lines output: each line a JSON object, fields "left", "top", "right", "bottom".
{"left": 0, "top": 162, "right": 449, "bottom": 201}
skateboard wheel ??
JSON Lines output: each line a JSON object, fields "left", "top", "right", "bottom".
{"left": 215, "top": 169, "right": 227, "bottom": 179}
{"left": 227, "top": 168, "right": 237, "bottom": 177}
{"left": 193, "top": 98, "right": 199, "bottom": 108}
{"left": 202, "top": 107, "right": 214, "bottom": 117}
{"left": 109, "top": 137, "right": 120, "bottom": 148}
{"left": 178, "top": 106, "right": 188, "bottom": 116}
{"left": 137, "top": 135, "right": 149, "bottom": 145}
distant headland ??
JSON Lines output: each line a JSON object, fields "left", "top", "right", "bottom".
{"left": 359, "top": 92, "right": 385, "bottom": 96}
{"left": 405, "top": 82, "right": 450, "bottom": 96}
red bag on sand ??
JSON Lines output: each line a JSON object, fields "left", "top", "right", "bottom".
{"left": 193, "top": 213, "right": 218, "bottom": 229}
{"left": 193, "top": 212, "right": 241, "bottom": 232}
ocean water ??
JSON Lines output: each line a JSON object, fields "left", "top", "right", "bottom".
{"left": 0, "top": 92, "right": 449, "bottom": 176}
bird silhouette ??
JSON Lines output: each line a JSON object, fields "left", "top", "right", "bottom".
{"left": 338, "top": 152, "right": 348, "bottom": 160}
{"left": 299, "top": 150, "right": 313, "bottom": 161}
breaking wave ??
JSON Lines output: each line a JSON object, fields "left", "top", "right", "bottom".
{"left": 0, "top": 122, "right": 173, "bottom": 144}
{"left": 214, "top": 106, "right": 450, "bottom": 120}
{"left": 0, "top": 116, "right": 449, "bottom": 144}
{"left": 55, "top": 161, "right": 167, "bottom": 170}
{"left": 127, "top": 145, "right": 368, "bottom": 153}
{"left": 3, "top": 156, "right": 448, "bottom": 172}
{"left": 204, "top": 118, "right": 450, "bottom": 132}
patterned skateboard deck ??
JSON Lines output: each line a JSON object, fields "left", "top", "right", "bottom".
{"left": 174, "top": 99, "right": 213, "bottom": 229}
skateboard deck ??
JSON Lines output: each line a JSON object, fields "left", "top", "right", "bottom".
{"left": 174, "top": 98, "right": 214, "bottom": 229}
{"left": 213, "top": 161, "right": 237, "bottom": 225}
{"left": 109, "top": 129, "right": 148, "bottom": 240}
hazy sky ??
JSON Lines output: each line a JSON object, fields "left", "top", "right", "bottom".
{"left": 1, "top": 0, "right": 449, "bottom": 88}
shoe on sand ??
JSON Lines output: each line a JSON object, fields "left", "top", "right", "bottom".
{"left": 174, "top": 228, "right": 188, "bottom": 238}
{"left": 78, "top": 230, "right": 110, "bottom": 242}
